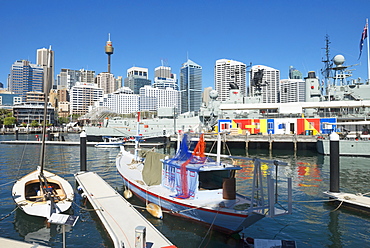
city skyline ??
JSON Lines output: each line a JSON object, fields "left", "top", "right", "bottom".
{"left": 1, "top": 1, "right": 370, "bottom": 91}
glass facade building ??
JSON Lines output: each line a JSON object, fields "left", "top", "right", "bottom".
{"left": 180, "top": 59, "right": 202, "bottom": 114}
{"left": 9, "top": 60, "right": 43, "bottom": 101}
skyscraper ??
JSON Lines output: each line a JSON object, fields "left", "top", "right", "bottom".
{"left": 124, "top": 67, "right": 151, "bottom": 94}
{"left": 56, "top": 68, "right": 95, "bottom": 91}
{"left": 70, "top": 82, "right": 103, "bottom": 115}
{"left": 180, "top": 59, "right": 202, "bottom": 113}
{"left": 280, "top": 79, "right": 305, "bottom": 103}
{"left": 153, "top": 66, "right": 178, "bottom": 90}
{"left": 215, "top": 59, "right": 246, "bottom": 102}
{"left": 95, "top": 72, "right": 116, "bottom": 94}
{"left": 37, "top": 47, "right": 55, "bottom": 87}
{"left": 9, "top": 60, "right": 43, "bottom": 101}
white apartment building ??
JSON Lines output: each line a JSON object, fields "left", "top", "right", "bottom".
{"left": 94, "top": 87, "right": 139, "bottom": 114}
{"left": 250, "top": 65, "right": 280, "bottom": 103}
{"left": 215, "top": 59, "right": 246, "bottom": 102}
{"left": 95, "top": 72, "right": 116, "bottom": 94}
{"left": 280, "top": 79, "right": 305, "bottom": 103}
{"left": 70, "top": 82, "right": 103, "bottom": 115}
{"left": 139, "top": 85, "right": 181, "bottom": 112}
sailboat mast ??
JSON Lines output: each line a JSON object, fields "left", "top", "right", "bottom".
{"left": 367, "top": 18, "right": 370, "bottom": 83}
{"left": 39, "top": 47, "right": 53, "bottom": 176}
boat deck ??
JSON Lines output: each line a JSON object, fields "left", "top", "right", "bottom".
{"left": 324, "top": 191, "right": 370, "bottom": 210}
{"left": 74, "top": 171, "right": 175, "bottom": 248}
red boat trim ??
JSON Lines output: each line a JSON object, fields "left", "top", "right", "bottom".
{"left": 117, "top": 171, "right": 249, "bottom": 218}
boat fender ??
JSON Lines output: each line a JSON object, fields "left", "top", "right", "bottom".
{"left": 123, "top": 189, "right": 133, "bottom": 199}
{"left": 81, "top": 192, "right": 87, "bottom": 199}
{"left": 146, "top": 203, "right": 163, "bottom": 219}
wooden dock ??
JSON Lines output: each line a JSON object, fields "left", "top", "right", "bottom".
{"left": 75, "top": 171, "right": 175, "bottom": 248}
{"left": 171, "top": 133, "right": 318, "bottom": 152}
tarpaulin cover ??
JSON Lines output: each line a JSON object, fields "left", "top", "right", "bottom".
{"left": 142, "top": 151, "right": 167, "bottom": 186}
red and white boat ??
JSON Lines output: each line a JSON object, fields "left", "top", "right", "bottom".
{"left": 116, "top": 128, "right": 292, "bottom": 233}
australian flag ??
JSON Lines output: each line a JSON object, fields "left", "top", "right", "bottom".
{"left": 359, "top": 22, "right": 368, "bottom": 59}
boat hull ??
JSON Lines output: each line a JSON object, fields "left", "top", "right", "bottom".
{"left": 116, "top": 149, "right": 265, "bottom": 234}
{"left": 12, "top": 169, "right": 74, "bottom": 219}
{"left": 317, "top": 138, "right": 370, "bottom": 156}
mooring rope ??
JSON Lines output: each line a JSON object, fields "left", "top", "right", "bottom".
{"left": 0, "top": 206, "right": 19, "bottom": 221}
{"left": 197, "top": 208, "right": 219, "bottom": 248}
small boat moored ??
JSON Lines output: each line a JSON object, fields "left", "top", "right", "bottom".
{"left": 94, "top": 136, "right": 125, "bottom": 148}
{"left": 116, "top": 131, "right": 293, "bottom": 233}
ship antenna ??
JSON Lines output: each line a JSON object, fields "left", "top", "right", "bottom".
{"left": 321, "top": 34, "right": 332, "bottom": 89}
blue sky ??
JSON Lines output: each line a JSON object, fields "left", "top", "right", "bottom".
{"left": 1, "top": 1, "right": 370, "bottom": 90}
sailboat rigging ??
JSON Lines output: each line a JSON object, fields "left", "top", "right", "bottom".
{"left": 12, "top": 47, "right": 74, "bottom": 219}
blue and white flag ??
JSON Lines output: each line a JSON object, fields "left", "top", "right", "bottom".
{"left": 359, "top": 22, "right": 368, "bottom": 59}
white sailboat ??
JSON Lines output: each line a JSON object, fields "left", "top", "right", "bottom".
{"left": 116, "top": 113, "right": 292, "bottom": 233}
{"left": 12, "top": 47, "right": 74, "bottom": 219}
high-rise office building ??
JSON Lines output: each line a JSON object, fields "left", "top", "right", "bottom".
{"left": 70, "top": 82, "right": 103, "bottom": 115}
{"left": 124, "top": 67, "right": 151, "bottom": 94}
{"left": 37, "top": 47, "right": 55, "bottom": 87}
{"left": 94, "top": 87, "right": 139, "bottom": 114}
{"left": 95, "top": 72, "right": 116, "bottom": 94}
{"left": 280, "top": 79, "right": 305, "bottom": 103}
{"left": 180, "top": 59, "right": 202, "bottom": 113}
{"left": 9, "top": 60, "right": 43, "bottom": 101}
{"left": 250, "top": 65, "right": 280, "bottom": 103}
{"left": 57, "top": 69, "right": 95, "bottom": 91}
{"left": 139, "top": 85, "right": 181, "bottom": 112}
{"left": 153, "top": 66, "right": 178, "bottom": 90}
{"left": 215, "top": 59, "right": 246, "bottom": 101}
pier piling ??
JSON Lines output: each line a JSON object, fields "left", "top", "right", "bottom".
{"left": 80, "top": 131, "right": 87, "bottom": 171}
{"left": 329, "top": 132, "right": 340, "bottom": 193}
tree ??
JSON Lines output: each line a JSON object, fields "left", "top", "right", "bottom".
{"left": 0, "top": 109, "right": 12, "bottom": 124}
{"left": 58, "top": 117, "right": 69, "bottom": 124}
{"left": 30, "top": 120, "right": 39, "bottom": 127}
{"left": 3, "top": 117, "right": 16, "bottom": 127}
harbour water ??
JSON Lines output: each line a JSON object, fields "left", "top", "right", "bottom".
{"left": 1, "top": 133, "right": 370, "bottom": 247}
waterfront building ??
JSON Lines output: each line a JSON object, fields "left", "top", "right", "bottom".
{"left": 139, "top": 85, "right": 181, "bottom": 112}
{"left": 280, "top": 79, "right": 305, "bottom": 103}
{"left": 95, "top": 72, "right": 116, "bottom": 94}
{"left": 153, "top": 66, "right": 178, "bottom": 90}
{"left": 94, "top": 87, "right": 139, "bottom": 114}
{"left": 250, "top": 65, "right": 280, "bottom": 103}
{"left": 37, "top": 47, "right": 55, "bottom": 86}
{"left": 215, "top": 59, "right": 246, "bottom": 101}
{"left": 124, "top": 67, "right": 151, "bottom": 94}
{"left": 9, "top": 60, "right": 43, "bottom": 101}
{"left": 56, "top": 69, "right": 95, "bottom": 91}
{"left": 289, "top": 66, "right": 303, "bottom": 79}
{"left": 0, "top": 91, "right": 21, "bottom": 110}
{"left": 70, "top": 82, "right": 103, "bottom": 115}
{"left": 12, "top": 102, "right": 56, "bottom": 125}
{"left": 180, "top": 59, "right": 202, "bottom": 113}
